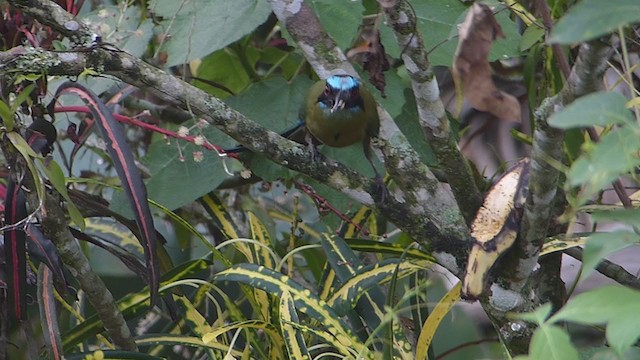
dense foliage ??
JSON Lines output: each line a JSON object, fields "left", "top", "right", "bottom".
{"left": 0, "top": 0, "right": 639, "bottom": 359}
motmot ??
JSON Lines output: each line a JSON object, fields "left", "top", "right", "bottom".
{"left": 227, "top": 74, "right": 385, "bottom": 198}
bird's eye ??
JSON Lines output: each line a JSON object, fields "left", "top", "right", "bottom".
{"left": 323, "top": 88, "right": 330, "bottom": 96}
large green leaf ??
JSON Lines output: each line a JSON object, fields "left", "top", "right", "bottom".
{"left": 580, "top": 231, "right": 640, "bottom": 282}
{"left": 550, "top": 286, "right": 640, "bottom": 355}
{"left": 195, "top": 48, "right": 255, "bottom": 99}
{"left": 568, "top": 125, "right": 640, "bottom": 200}
{"left": 83, "top": 5, "right": 153, "bottom": 57}
{"left": 549, "top": 0, "right": 640, "bottom": 44}
{"left": 412, "top": 0, "right": 521, "bottom": 66}
{"left": 136, "top": 137, "right": 227, "bottom": 211}
{"left": 310, "top": 0, "right": 363, "bottom": 50}
{"left": 528, "top": 324, "right": 579, "bottom": 360}
{"left": 226, "top": 76, "right": 313, "bottom": 133}
{"left": 149, "top": 0, "right": 271, "bottom": 67}
{"left": 548, "top": 92, "right": 633, "bottom": 129}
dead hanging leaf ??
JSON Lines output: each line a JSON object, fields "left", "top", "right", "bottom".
{"left": 453, "top": 3, "right": 521, "bottom": 123}
{"left": 347, "top": 19, "right": 390, "bottom": 97}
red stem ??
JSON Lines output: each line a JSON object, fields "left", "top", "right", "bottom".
{"left": 54, "top": 105, "right": 237, "bottom": 158}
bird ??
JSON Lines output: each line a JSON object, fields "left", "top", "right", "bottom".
{"left": 227, "top": 74, "right": 385, "bottom": 199}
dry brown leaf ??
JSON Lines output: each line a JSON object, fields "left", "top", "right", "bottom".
{"left": 453, "top": 3, "right": 521, "bottom": 123}
{"left": 347, "top": 22, "right": 390, "bottom": 97}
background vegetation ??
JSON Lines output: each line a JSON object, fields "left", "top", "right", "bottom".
{"left": 0, "top": 0, "right": 639, "bottom": 359}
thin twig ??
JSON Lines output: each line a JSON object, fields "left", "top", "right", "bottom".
{"left": 564, "top": 247, "right": 640, "bottom": 290}
{"left": 436, "top": 338, "right": 501, "bottom": 360}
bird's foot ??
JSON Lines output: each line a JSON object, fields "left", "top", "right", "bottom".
{"left": 308, "top": 142, "right": 323, "bottom": 163}
{"left": 372, "top": 174, "right": 389, "bottom": 204}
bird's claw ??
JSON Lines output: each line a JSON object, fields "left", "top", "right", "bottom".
{"left": 373, "top": 174, "right": 389, "bottom": 204}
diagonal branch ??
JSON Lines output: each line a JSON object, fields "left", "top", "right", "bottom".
{"left": 6, "top": 0, "right": 472, "bottom": 276}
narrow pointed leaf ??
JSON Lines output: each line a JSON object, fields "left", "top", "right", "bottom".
{"left": 134, "top": 334, "right": 240, "bottom": 356}
{"left": 0, "top": 99, "right": 14, "bottom": 131}
{"left": 280, "top": 290, "right": 311, "bottom": 360}
{"left": 212, "top": 263, "right": 365, "bottom": 354}
{"left": 4, "top": 181, "right": 27, "bottom": 321}
{"left": 345, "top": 238, "right": 435, "bottom": 261}
{"left": 328, "top": 259, "right": 432, "bottom": 314}
{"left": 416, "top": 282, "right": 462, "bottom": 360}
{"left": 37, "top": 265, "right": 63, "bottom": 360}
{"left": 62, "top": 259, "right": 210, "bottom": 350}
{"left": 26, "top": 225, "right": 67, "bottom": 294}
{"left": 51, "top": 82, "right": 160, "bottom": 306}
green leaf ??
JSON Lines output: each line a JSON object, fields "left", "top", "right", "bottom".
{"left": 174, "top": 295, "right": 212, "bottom": 336}
{"left": 135, "top": 334, "right": 239, "bottom": 356}
{"left": 42, "top": 159, "right": 85, "bottom": 229}
{"left": 516, "top": 303, "right": 553, "bottom": 326}
{"left": 6, "top": 131, "right": 44, "bottom": 201}
{"left": 345, "top": 238, "right": 435, "bottom": 261}
{"left": 280, "top": 290, "right": 312, "bottom": 360}
{"left": 149, "top": 0, "right": 271, "bottom": 67}
{"left": 568, "top": 125, "right": 640, "bottom": 200}
{"left": 64, "top": 350, "right": 166, "bottom": 360}
{"left": 310, "top": 0, "right": 363, "bottom": 50}
{"left": 529, "top": 324, "right": 579, "bottom": 360}
{"left": 225, "top": 76, "right": 314, "bottom": 139}
{"left": 213, "top": 263, "right": 366, "bottom": 357}
{"left": 591, "top": 208, "right": 640, "bottom": 223}
{"left": 580, "top": 231, "right": 640, "bottom": 283}
{"left": 416, "top": 0, "right": 521, "bottom": 66}
{"left": 82, "top": 6, "right": 153, "bottom": 57}
{"left": 548, "top": 92, "right": 633, "bottom": 129}
{"left": 550, "top": 286, "right": 640, "bottom": 355}
{"left": 142, "top": 139, "right": 226, "bottom": 211}
{"left": 415, "top": 282, "right": 461, "bottom": 360}
{"left": 0, "top": 99, "right": 14, "bottom": 131}
{"left": 62, "top": 259, "right": 211, "bottom": 350}
{"left": 549, "top": 0, "right": 640, "bottom": 44}
{"left": 520, "top": 25, "right": 545, "bottom": 51}
{"left": 195, "top": 48, "right": 255, "bottom": 99}
{"left": 328, "top": 259, "right": 431, "bottom": 314}
{"left": 11, "top": 84, "right": 35, "bottom": 113}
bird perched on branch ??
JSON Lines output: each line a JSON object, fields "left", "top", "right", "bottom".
{"left": 228, "top": 74, "right": 386, "bottom": 199}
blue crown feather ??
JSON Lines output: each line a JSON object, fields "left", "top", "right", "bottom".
{"left": 326, "top": 75, "right": 359, "bottom": 91}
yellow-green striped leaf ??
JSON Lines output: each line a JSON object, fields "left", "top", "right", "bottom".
{"left": 175, "top": 295, "right": 212, "bottom": 336}
{"left": 416, "top": 282, "right": 462, "bottom": 360}
{"left": 135, "top": 334, "right": 240, "bottom": 356}
{"left": 280, "top": 290, "right": 311, "bottom": 360}
{"left": 63, "top": 259, "right": 210, "bottom": 350}
{"left": 328, "top": 259, "right": 432, "bottom": 314}
{"left": 200, "top": 192, "right": 240, "bottom": 239}
{"left": 345, "top": 239, "right": 435, "bottom": 261}
{"left": 213, "top": 264, "right": 366, "bottom": 355}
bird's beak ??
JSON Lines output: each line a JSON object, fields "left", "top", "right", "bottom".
{"left": 330, "top": 90, "right": 345, "bottom": 113}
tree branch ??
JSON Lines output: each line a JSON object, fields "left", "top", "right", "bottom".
{"left": 378, "top": 0, "right": 482, "bottom": 224}
{"left": 5, "top": 0, "right": 472, "bottom": 277}
{"left": 565, "top": 247, "right": 640, "bottom": 290}
{"left": 268, "top": 0, "right": 471, "bottom": 275}
{"left": 0, "top": 136, "right": 137, "bottom": 350}
{"left": 483, "top": 40, "right": 613, "bottom": 354}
